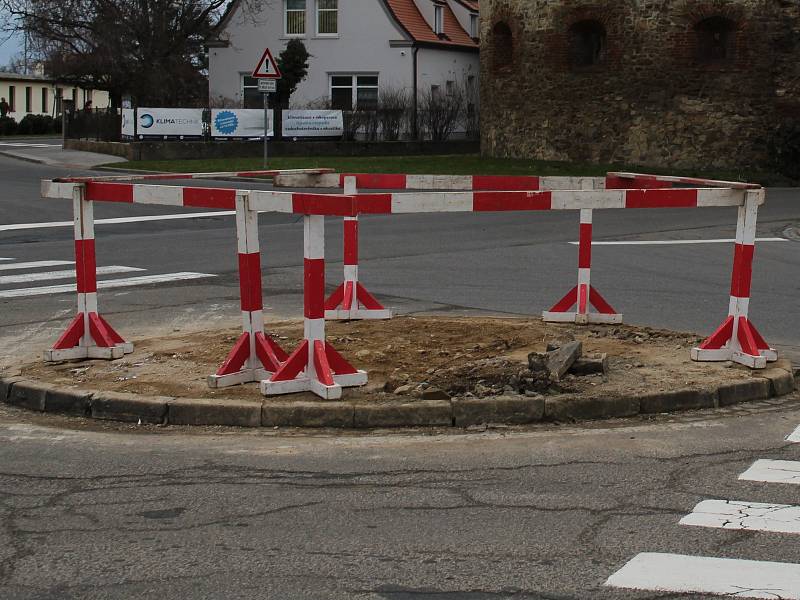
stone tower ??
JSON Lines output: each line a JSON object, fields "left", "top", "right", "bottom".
{"left": 481, "top": 1, "right": 800, "bottom": 170}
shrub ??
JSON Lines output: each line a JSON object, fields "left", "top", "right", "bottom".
{"left": 0, "top": 116, "right": 17, "bottom": 136}
{"left": 17, "top": 114, "right": 60, "bottom": 135}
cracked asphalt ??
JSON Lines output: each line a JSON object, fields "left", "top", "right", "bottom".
{"left": 0, "top": 396, "right": 799, "bottom": 599}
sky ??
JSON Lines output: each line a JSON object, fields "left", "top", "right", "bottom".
{"left": 0, "top": 32, "right": 22, "bottom": 68}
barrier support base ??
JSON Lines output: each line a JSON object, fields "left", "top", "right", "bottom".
{"left": 261, "top": 340, "right": 367, "bottom": 400}
{"left": 208, "top": 331, "right": 288, "bottom": 388}
{"left": 325, "top": 281, "right": 392, "bottom": 321}
{"left": 43, "top": 312, "right": 133, "bottom": 362}
{"left": 691, "top": 316, "right": 777, "bottom": 369}
{"left": 542, "top": 284, "right": 623, "bottom": 325}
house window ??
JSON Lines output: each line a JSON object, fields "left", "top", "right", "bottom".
{"left": 445, "top": 80, "right": 455, "bottom": 96}
{"left": 431, "top": 84, "right": 442, "bottom": 100}
{"left": 25, "top": 87, "right": 32, "bottom": 112}
{"left": 8, "top": 86, "right": 15, "bottom": 111}
{"left": 330, "top": 75, "right": 378, "bottom": 110}
{"left": 470, "top": 14, "right": 479, "bottom": 38}
{"left": 492, "top": 22, "right": 513, "bottom": 70}
{"left": 434, "top": 5, "right": 444, "bottom": 35}
{"left": 41, "top": 88, "right": 48, "bottom": 113}
{"left": 286, "top": 0, "right": 306, "bottom": 36}
{"left": 695, "top": 16, "right": 736, "bottom": 63}
{"left": 317, "top": 0, "right": 337, "bottom": 35}
{"left": 569, "top": 20, "right": 606, "bottom": 68}
{"left": 242, "top": 75, "right": 262, "bottom": 108}
{"left": 72, "top": 88, "right": 77, "bottom": 104}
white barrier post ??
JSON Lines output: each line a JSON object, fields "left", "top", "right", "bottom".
{"left": 692, "top": 189, "right": 777, "bottom": 368}
{"left": 262, "top": 214, "right": 367, "bottom": 399}
{"left": 325, "top": 176, "right": 392, "bottom": 320}
{"left": 542, "top": 208, "right": 622, "bottom": 325}
{"left": 208, "top": 191, "right": 288, "bottom": 387}
{"left": 44, "top": 184, "right": 133, "bottom": 361}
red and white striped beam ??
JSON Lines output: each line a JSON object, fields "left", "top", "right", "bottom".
{"left": 43, "top": 185, "right": 133, "bottom": 362}
{"left": 53, "top": 168, "right": 335, "bottom": 184}
{"left": 207, "top": 192, "right": 289, "bottom": 388}
{"left": 607, "top": 171, "right": 761, "bottom": 190}
{"left": 325, "top": 176, "right": 392, "bottom": 321}
{"left": 692, "top": 189, "right": 777, "bottom": 369}
{"left": 261, "top": 214, "right": 367, "bottom": 400}
{"left": 543, "top": 209, "right": 622, "bottom": 325}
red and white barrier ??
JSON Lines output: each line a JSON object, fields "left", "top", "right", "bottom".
{"left": 208, "top": 192, "right": 289, "bottom": 388}
{"left": 56, "top": 168, "right": 334, "bottom": 184}
{"left": 325, "top": 177, "right": 392, "bottom": 320}
{"left": 43, "top": 185, "right": 133, "bottom": 361}
{"left": 543, "top": 209, "right": 622, "bottom": 325}
{"left": 260, "top": 215, "right": 367, "bottom": 399}
{"left": 691, "top": 189, "right": 777, "bottom": 368}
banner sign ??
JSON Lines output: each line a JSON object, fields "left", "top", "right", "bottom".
{"left": 121, "top": 109, "right": 135, "bottom": 138}
{"left": 282, "top": 110, "right": 343, "bottom": 137}
{"left": 211, "top": 109, "right": 274, "bottom": 138}
{"left": 137, "top": 108, "right": 204, "bottom": 137}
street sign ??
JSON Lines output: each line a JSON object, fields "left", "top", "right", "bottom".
{"left": 252, "top": 48, "right": 282, "bottom": 79}
{"left": 258, "top": 79, "right": 277, "bottom": 93}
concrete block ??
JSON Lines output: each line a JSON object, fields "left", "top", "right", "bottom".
{"left": 45, "top": 387, "right": 92, "bottom": 415}
{"left": 168, "top": 398, "right": 262, "bottom": 427}
{"left": 547, "top": 341, "right": 583, "bottom": 380}
{"left": 7, "top": 380, "right": 49, "bottom": 411}
{"left": 262, "top": 401, "right": 355, "bottom": 428}
{"left": 639, "top": 388, "right": 717, "bottom": 414}
{"left": 717, "top": 379, "right": 771, "bottom": 407}
{"left": 569, "top": 354, "right": 609, "bottom": 376}
{"left": 453, "top": 396, "right": 545, "bottom": 427}
{"left": 754, "top": 368, "right": 796, "bottom": 397}
{"left": 545, "top": 394, "right": 639, "bottom": 421}
{"left": 0, "top": 376, "right": 26, "bottom": 402}
{"left": 91, "top": 392, "right": 169, "bottom": 423}
{"left": 353, "top": 401, "right": 452, "bottom": 428}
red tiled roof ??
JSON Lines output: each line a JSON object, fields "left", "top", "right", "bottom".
{"left": 456, "top": 0, "right": 480, "bottom": 11}
{"left": 384, "top": 0, "right": 478, "bottom": 49}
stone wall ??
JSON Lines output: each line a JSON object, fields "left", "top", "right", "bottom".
{"left": 481, "top": 1, "right": 800, "bottom": 170}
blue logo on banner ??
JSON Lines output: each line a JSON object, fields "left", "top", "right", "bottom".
{"left": 215, "top": 111, "right": 238, "bottom": 135}
{"left": 139, "top": 113, "right": 154, "bottom": 128}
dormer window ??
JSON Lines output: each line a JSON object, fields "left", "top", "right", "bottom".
{"left": 470, "top": 14, "right": 479, "bottom": 38}
{"left": 434, "top": 5, "right": 444, "bottom": 35}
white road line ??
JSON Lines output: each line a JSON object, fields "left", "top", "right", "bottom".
{"left": 0, "top": 272, "right": 215, "bottom": 299}
{"left": 788, "top": 425, "right": 800, "bottom": 443}
{"left": 0, "top": 260, "right": 74, "bottom": 271}
{"left": 680, "top": 499, "right": 800, "bottom": 535}
{"left": 605, "top": 552, "right": 800, "bottom": 598}
{"left": 0, "top": 258, "right": 12, "bottom": 261}
{"left": 0, "top": 211, "right": 235, "bottom": 232}
{"left": 739, "top": 459, "right": 800, "bottom": 485}
{"left": 569, "top": 238, "right": 788, "bottom": 246}
{"left": 0, "top": 266, "right": 143, "bottom": 285}
{"left": 0, "top": 142, "right": 61, "bottom": 148}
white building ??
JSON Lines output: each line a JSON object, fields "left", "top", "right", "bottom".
{"left": 0, "top": 72, "right": 109, "bottom": 118}
{"left": 207, "top": 0, "right": 479, "bottom": 110}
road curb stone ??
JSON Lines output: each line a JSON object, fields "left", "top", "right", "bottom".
{"left": 262, "top": 401, "right": 355, "bottom": 428}
{"left": 639, "top": 388, "right": 718, "bottom": 414}
{"left": 7, "top": 380, "right": 50, "bottom": 411}
{"left": 753, "top": 368, "right": 796, "bottom": 397}
{"left": 453, "top": 396, "right": 545, "bottom": 427}
{"left": 45, "top": 387, "right": 93, "bottom": 416}
{"left": 91, "top": 391, "right": 170, "bottom": 424}
{"left": 354, "top": 401, "right": 452, "bottom": 428}
{"left": 717, "top": 379, "right": 771, "bottom": 406}
{"left": 168, "top": 398, "right": 262, "bottom": 427}
{"left": 545, "top": 394, "right": 640, "bottom": 421}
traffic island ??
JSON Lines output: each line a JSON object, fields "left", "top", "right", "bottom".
{"left": 2, "top": 316, "right": 796, "bottom": 429}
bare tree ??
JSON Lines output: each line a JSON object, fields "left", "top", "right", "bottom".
{"left": 417, "top": 80, "right": 465, "bottom": 142}
{"left": 377, "top": 85, "right": 410, "bottom": 141}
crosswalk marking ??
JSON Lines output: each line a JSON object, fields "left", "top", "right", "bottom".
{"left": 0, "top": 260, "right": 75, "bottom": 272}
{"left": 0, "top": 211, "right": 235, "bottom": 233}
{"left": 788, "top": 426, "right": 800, "bottom": 443}
{"left": 680, "top": 500, "right": 800, "bottom": 535}
{"left": 0, "top": 266, "right": 143, "bottom": 285}
{"left": 739, "top": 459, "right": 800, "bottom": 485}
{"left": 0, "top": 142, "right": 61, "bottom": 148}
{"left": 0, "top": 272, "right": 215, "bottom": 299}
{"left": 605, "top": 553, "right": 800, "bottom": 599}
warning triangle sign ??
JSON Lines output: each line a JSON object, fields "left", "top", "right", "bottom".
{"left": 252, "top": 48, "right": 282, "bottom": 79}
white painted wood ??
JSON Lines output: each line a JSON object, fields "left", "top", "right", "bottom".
{"left": 739, "top": 459, "right": 800, "bottom": 485}
{"left": 605, "top": 552, "right": 800, "bottom": 599}
{"left": 247, "top": 191, "right": 295, "bottom": 213}
{"left": 303, "top": 215, "right": 324, "bottom": 260}
{"left": 132, "top": 185, "right": 183, "bottom": 206}
{"left": 551, "top": 190, "right": 625, "bottom": 210}
{"left": 390, "top": 192, "right": 473, "bottom": 213}
{"left": 0, "top": 272, "right": 215, "bottom": 299}
{"left": 0, "top": 266, "right": 142, "bottom": 285}
{"left": 681, "top": 499, "right": 800, "bottom": 534}
{"left": 696, "top": 188, "right": 746, "bottom": 207}
{"left": 787, "top": 426, "right": 800, "bottom": 443}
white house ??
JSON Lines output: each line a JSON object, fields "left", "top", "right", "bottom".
{"left": 0, "top": 72, "right": 108, "bottom": 119}
{"left": 207, "top": 0, "right": 479, "bottom": 111}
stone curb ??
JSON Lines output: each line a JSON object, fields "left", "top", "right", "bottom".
{"left": 0, "top": 364, "right": 795, "bottom": 428}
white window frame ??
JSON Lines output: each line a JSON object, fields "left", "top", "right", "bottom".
{"left": 316, "top": 0, "right": 338, "bottom": 36}
{"left": 285, "top": 0, "right": 306, "bottom": 37}
{"left": 329, "top": 74, "right": 379, "bottom": 110}
{"left": 434, "top": 5, "right": 444, "bottom": 35}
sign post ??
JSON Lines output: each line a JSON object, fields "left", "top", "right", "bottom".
{"left": 252, "top": 48, "right": 282, "bottom": 169}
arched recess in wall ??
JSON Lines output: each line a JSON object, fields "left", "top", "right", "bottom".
{"left": 569, "top": 19, "right": 606, "bottom": 68}
{"left": 694, "top": 16, "right": 737, "bottom": 64}
{"left": 492, "top": 21, "right": 513, "bottom": 72}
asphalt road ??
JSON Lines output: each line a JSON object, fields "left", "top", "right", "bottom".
{"left": 0, "top": 154, "right": 797, "bottom": 367}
